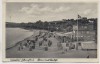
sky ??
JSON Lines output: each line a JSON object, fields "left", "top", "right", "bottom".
{"left": 6, "top": 2, "right": 98, "bottom": 23}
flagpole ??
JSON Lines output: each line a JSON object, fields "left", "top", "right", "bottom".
{"left": 43, "top": 22, "right": 44, "bottom": 30}
{"left": 76, "top": 17, "right": 78, "bottom": 50}
{"left": 48, "top": 23, "right": 49, "bottom": 31}
{"left": 10, "top": 16, "right": 11, "bottom": 22}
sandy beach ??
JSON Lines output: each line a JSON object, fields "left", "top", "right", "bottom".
{"left": 6, "top": 30, "right": 97, "bottom": 58}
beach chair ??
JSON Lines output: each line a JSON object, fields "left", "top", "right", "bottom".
{"left": 44, "top": 46, "right": 48, "bottom": 51}
{"left": 48, "top": 40, "right": 52, "bottom": 47}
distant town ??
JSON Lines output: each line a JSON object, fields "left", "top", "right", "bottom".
{"left": 6, "top": 16, "right": 97, "bottom": 32}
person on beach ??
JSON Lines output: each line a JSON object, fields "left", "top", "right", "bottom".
{"left": 24, "top": 43, "right": 27, "bottom": 47}
{"left": 29, "top": 40, "right": 35, "bottom": 51}
{"left": 18, "top": 43, "right": 23, "bottom": 51}
{"left": 48, "top": 40, "right": 52, "bottom": 47}
{"left": 31, "top": 40, "right": 36, "bottom": 49}
{"left": 27, "top": 40, "right": 31, "bottom": 45}
{"left": 44, "top": 44, "right": 48, "bottom": 51}
{"left": 20, "top": 43, "right": 23, "bottom": 49}
{"left": 29, "top": 46, "right": 32, "bottom": 51}
{"left": 87, "top": 55, "right": 89, "bottom": 58}
{"left": 57, "top": 42, "right": 63, "bottom": 50}
{"left": 26, "top": 40, "right": 30, "bottom": 48}
{"left": 26, "top": 40, "right": 35, "bottom": 51}
{"left": 23, "top": 40, "right": 29, "bottom": 48}
{"left": 18, "top": 46, "right": 21, "bottom": 51}
{"left": 42, "top": 39, "right": 48, "bottom": 51}
{"left": 39, "top": 31, "right": 42, "bottom": 36}
{"left": 35, "top": 36, "right": 38, "bottom": 41}
{"left": 43, "top": 37, "right": 47, "bottom": 41}
{"left": 39, "top": 41, "right": 43, "bottom": 47}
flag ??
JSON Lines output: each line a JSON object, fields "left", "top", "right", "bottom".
{"left": 78, "top": 14, "right": 81, "bottom": 18}
{"left": 10, "top": 16, "right": 12, "bottom": 22}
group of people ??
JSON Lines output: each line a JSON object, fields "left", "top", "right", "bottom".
{"left": 18, "top": 40, "right": 36, "bottom": 51}
{"left": 38, "top": 32, "right": 53, "bottom": 51}
{"left": 18, "top": 31, "right": 53, "bottom": 51}
{"left": 38, "top": 37, "right": 52, "bottom": 47}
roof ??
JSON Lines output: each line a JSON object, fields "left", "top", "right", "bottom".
{"left": 61, "top": 43, "right": 67, "bottom": 48}
{"left": 56, "top": 32, "right": 73, "bottom": 36}
{"left": 81, "top": 41, "right": 97, "bottom": 49}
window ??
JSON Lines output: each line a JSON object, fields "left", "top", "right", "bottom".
{"left": 87, "top": 31, "right": 89, "bottom": 34}
{"left": 81, "top": 36, "right": 83, "bottom": 37}
{"left": 84, "top": 26, "right": 87, "bottom": 29}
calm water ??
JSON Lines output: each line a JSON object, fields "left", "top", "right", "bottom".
{"left": 6, "top": 28, "right": 33, "bottom": 48}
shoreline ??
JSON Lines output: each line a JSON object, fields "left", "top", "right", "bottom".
{"left": 6, "top": 35, "right": 33, "bottom": 50}
{"left": 6, "top": 28, "right": 39, "bottom": 50}
{"left": 6, "top": 30, "right": 97, "bottom": 58}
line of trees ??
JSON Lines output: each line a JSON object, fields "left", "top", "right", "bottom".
{"left": 6, "top": 18, "right": 97, "bottom": 32}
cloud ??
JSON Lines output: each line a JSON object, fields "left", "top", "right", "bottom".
{"left": 83, "top": 9, "right": 92, "bottom": 15}
{"left": 20, "top": 4, "right": 71, "bottom": 15}
{"left": 54, "top": 6, "right": 71, "bottom": 13}
{"left": 20, "top": 4, "right": 41, "bottom": 15}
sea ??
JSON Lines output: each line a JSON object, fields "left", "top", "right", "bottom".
{"left": 6, "top": 28, "right": 34, "bottom": 48}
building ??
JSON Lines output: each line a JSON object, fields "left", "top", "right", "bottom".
{"left": 73, "top": 17, "right": 97, "bottom": 50}
{"left": 56, "top": 32, "right": 73, "bottom": 43}
{"left": 55, "top": 16, "right": 97, "bottom": 50}
{"left": 81, "top": 41, "right": 97, "bottom": 50}
{"left": 73, "top": 23, "right": 95, "bottom": 41}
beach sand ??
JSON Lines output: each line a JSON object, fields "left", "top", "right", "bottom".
{"left": 6, "top": 30, "right": 97, "bottom": 58}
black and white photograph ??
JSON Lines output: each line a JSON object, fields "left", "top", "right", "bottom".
{"left": 3, "top": 0, "right": 98, "bottom": 62}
